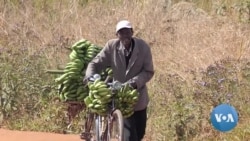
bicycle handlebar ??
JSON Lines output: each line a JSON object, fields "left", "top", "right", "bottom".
{"left": 88, "top": 74, "right": 124, "bottom": 91}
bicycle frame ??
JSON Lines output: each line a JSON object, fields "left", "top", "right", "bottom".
{"left": 81, "top": 74, "right": 124, "bottom": 141}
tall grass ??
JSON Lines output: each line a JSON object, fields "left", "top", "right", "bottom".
{"left": 0, "top": 0, "right": 250, "bottom": 140}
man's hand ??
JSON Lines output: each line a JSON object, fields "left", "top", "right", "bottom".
{"left": 126, "top": 79, "right": 137, "bottom": 89}
{"left": 83, "top": 74, "right": 101, "bottom": 86}
{"left": 83, "top": 77, "right": 89, "bottom": 86}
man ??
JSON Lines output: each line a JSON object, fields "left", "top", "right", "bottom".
{"left": 85, "top": 20, "right": 154, "bottom": 141}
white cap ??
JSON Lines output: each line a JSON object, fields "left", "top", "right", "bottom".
{"left": 116, "top": 20, "right": 132, "bottom": 33}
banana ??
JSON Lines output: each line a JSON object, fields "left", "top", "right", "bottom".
{"left": 88, "top": 103, "right": 94, "bottom": 108}
{"left": 97, "top": 91, "right": 110, "bottom": 97}
{"left": 90, "top": 108, "right": 100, "bottom": 114}
{"left": 59, "top": 93, "right": 65, "bottom": 101}
{"left": 63, "top": 79, "right": 75, "bottom": 85}
{"left": 85, "top": 41, "right": 91, "bottom": 46}
{"left": 93, "top": 79, "right": 101, "bottom": 85}
{"left": 84, "top": 97, "right": 92, "bottom": 105}
{"left": 87, "top": 50, "right": 96, "bottom": 55}
{"left": 64, "top": 68, "right": 80, "bottom": 73}
{"left": 96, "top": 87, "right": 110, "bottom": 93}
{"left": 130, "top": 89, "right": 138, "bottom": 96}
{"left": 73, "top": 58, "right": 83, "bottom": 63}
{"left": 94, "top": 104, "right": 102, "bottom": 109}
{"left": 58, "top": 84, "right": 64, "bottom": 94}
{"left": 71, "top": 39, "right": 87, "bottom": 49}
{"left": 94, "top": 82, "right": 106, "bottom": 89}
{"left": 92, "top": 99, "right": 99, "bottom": 105}
{"left": 64, "top": 63, "right": 80, "bottom": 70}
{"left": 91, "top": 90, "right": 98, "bottom": 94}
{"left": 103, "top": 94, "right": 112, "bottom": 99}
{"left": 97, "top": 99, "right": 111, "bottom": 104}
{"left": 74, "top": 49, "right": 85, "bottom": 54}
{"left": 100, "top": 108, "right": 107, "bottom": 113}
{"left": 88, "top": 84, "right": 96, "bottom": 91}
{"left": 61, "top": 85, "right": 70, "bottom": 93}
{"left": 76, "top": 87, "right": 84, "bottom": 95}
{"left": 69, "top": 50, "right": 79, "bottom": 60}
{"left": 86, "top": 47, "right": 98, "bottom": 53}
{"left": 76, "top": 43, "right": 88, "bottom": 50}
{"left": 77, "top": 53, "right": 85, "bottom": 58}
{"left": 55, "top": 73, "right": 68, "bottom": 84}
{"left": 77, "top": 93, "right": 86, "bottom": 101}
{"left": 132, "top": 96, "right": 138, "bottom": 102}
{"left": 107, "top": 68, "right": 113, "bottom": 76}
{"left": 64, "top": 93, "right": 77, "bottom": 100}
{"left": 67, "top": 83, "right": 78, "bottom": 91}
{"left": 67, "top": 88, "right": 78, "bottom": 95}
{"left": 93, "top": 93, "right": 102, "bottom": 99}
{"left": 89, "top": 92, "right": 95, "bottom": 101}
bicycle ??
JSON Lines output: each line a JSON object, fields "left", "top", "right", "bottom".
{"left": 80, "top": 74, "right": 124, "bottom": 141}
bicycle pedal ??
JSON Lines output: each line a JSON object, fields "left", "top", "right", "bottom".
{"left": 80, "top": 132, "right": 92, "bottom": 140}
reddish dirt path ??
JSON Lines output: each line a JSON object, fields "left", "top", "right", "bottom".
{"left": 0, "top": 128, "right": 81, "bottom": 141}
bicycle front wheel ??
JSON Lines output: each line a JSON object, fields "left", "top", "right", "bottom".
{"left": 94, "top": 115, "right": 103, "bottom": 141}
{"left": 108, "top": 109, "right": 124, "bottom": 141}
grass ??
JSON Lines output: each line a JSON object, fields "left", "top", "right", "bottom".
{"left": 0, "top": 0, "right": 250, "bottom": 140}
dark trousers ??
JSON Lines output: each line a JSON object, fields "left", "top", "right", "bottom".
{"left": 123, "top": 108, "right": 147, "bottom": 141}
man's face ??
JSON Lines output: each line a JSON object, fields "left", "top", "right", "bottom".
{"left": 117, "top": 28, "right": 133, "bottom": 47}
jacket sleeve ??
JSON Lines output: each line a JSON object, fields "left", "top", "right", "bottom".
{"left": 131, "top": 44, "right": 154, "bottom": 90}
{"left": 85, "top": 41, "right": 112, "bottom": 78}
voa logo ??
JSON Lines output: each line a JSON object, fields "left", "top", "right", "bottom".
{"left": 210, "top": 104, "right": 238, "bottom": 132}
{"left": 214, "top": 113, "right": 235, "bottom": 122}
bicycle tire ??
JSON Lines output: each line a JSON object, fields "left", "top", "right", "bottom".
{"left": 108, "top": 109, "right": 124, "bottom": 141}
{"left": 94, "top": 115, "right": 103, "bottom": 141}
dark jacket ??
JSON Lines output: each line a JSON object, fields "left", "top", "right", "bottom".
{"left": 85, "top": 37, "right": 154, "bottom": 111}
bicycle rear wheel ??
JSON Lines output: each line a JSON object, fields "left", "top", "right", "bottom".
{"left": 108, "top": 109, "right": 124, "bottom": 141}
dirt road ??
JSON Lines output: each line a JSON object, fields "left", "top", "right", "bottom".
{"left": 0, "top": 128, "right": 81, "bottom": 141}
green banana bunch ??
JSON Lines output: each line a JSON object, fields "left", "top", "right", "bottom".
{"left": 83, "top": 78, "right": 139, "bottom": 118}
{"left": 55, "top": 39, "right": 103, "bottom": 103}
{"left": 84, "top": 44, "right": 102, "bottom": 62}
{"left": 84, "top": 79, "right": 112, "bottom": 115}
{"left": 100, "top": 67, "right": 113, "bottom": 81}
{"left": 53, "top": 39, "right": 136, "bottom": 118}
{"left": 115, "top": 83, "right": 139, "bottom": 118}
